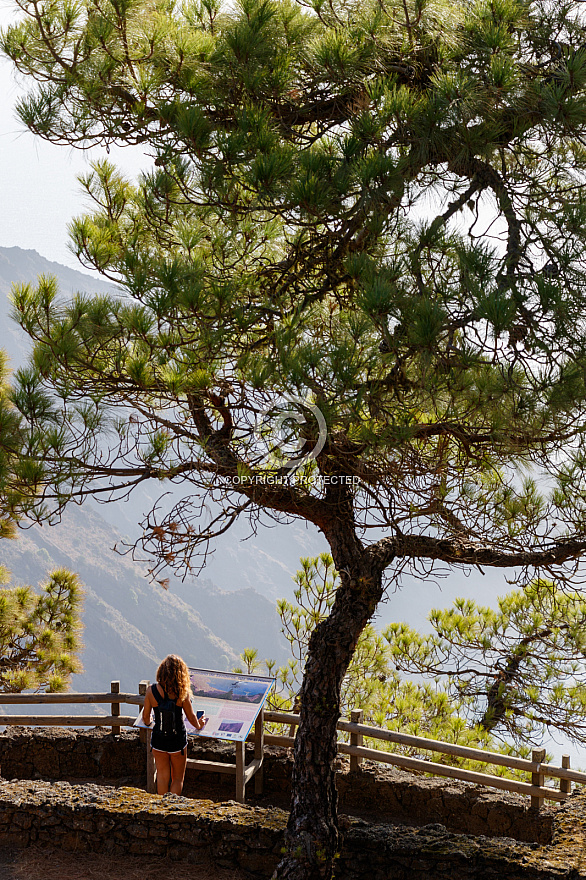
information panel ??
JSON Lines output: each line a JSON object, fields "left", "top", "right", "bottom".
{"left": 186, "top": 667, "right": 275, "bottom": 743}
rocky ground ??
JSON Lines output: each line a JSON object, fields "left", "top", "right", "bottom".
{"left": 0, "top": 845, "right": 247, "bottom": 880}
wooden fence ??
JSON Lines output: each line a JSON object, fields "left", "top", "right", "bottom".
{"left": 1, "top": 685, "right": 585, "bottom": 808}
{"left": 263, "top": 709, "right": 583, "bottom": 809}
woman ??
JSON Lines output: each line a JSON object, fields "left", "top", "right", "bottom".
{"left": 142, "top": 654, "right": 207, "bottom": 795}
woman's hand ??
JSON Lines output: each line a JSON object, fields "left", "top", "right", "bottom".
{"left": 183, "top": 696, "right": 208, "bottom": 732}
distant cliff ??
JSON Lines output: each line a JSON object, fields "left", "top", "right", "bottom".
{"left": 0, "top": 500, "right": 291, "bottom": 698}
{"left": 0, "top": 249, "right": 290, "bottom": 697}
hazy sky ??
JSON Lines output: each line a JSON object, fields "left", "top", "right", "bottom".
{"left": 0, "top": 1, "right": 148, "bottom": 269}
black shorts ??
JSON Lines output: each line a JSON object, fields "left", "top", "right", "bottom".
{"left": 150, "top": 731, "right": 188, "bottom": 754}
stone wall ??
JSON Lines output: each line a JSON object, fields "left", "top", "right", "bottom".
{"left": 0, "top": 727, "right": 145, "bottom": 784}
{"left": 0, "top": 727, "right": 555, "bottom": 844}
{"left": 0, "top": 778, "right": 584, "bottom": 880}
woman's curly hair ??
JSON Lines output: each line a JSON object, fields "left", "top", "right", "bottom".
{"left": 156, "top": 655, "right": 192, "bottom": 703}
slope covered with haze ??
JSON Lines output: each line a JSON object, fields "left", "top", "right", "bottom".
{"left": 0, "top": 246, "right": 291, "bottom": 703}
{"left": 1, "top": 502, "right": 291, "bottom": 696}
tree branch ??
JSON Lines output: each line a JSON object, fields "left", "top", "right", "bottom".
{"left": 372, "top": 532, "right": 586, "bottom": 572}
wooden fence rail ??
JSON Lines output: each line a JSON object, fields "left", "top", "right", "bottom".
{"left": 1, "top": 689, "right": 585, "bottom": 806}
{"left": 0, "top": 693, "right": 143, "bottom": 705}
{"left": 262, "top": 710, "right": 586, "bottom": 803}
{"left": 0, "top": 682, "right": 143, "bottom": 735}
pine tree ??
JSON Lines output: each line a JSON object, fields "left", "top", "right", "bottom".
{"left": 5, "top": 1, "right": 586, "bottom": 876}
{"left": 0, "top": 568, "right": 84, "bottom": 693}
{"left": 385, "top": 579, "right": 586, "bottom": 747}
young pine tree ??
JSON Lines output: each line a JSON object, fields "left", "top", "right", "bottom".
{"left": 0, "top": 568, "right": 84, "bottom": 693}
{"left": 385, "top": 580, "right": 586, "bottom": 747}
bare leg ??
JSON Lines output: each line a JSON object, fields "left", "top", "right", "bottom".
{"left": 153, "top": 750, "right": 171, "bottom": 794}
{"left": 169, "top": 750, "right": 188, "bottom": 795}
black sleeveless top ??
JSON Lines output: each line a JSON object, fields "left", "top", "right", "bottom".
{"left": 150, "top": 683, "right": 188, "bottom": 754}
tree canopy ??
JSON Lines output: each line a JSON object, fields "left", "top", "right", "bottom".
{"left": 386, "top": 579, "right": 586, "bottom": 747}
{"left": 6, "top": 0, "right": 586, "bottom": 581}
{"left": 5, "top": 0, "right": 586, "bottom": 877}
{"left": 0, "top": 567, "right": 84, "bottom": 693}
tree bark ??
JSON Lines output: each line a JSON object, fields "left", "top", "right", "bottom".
{"left": 479, "top": 626, "right": 554, "bottom": 732}
{"left": 272, "top": 536, "right": 385, "bottom": 880}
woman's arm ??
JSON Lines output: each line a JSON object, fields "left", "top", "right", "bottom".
{"left": 182, "top": 695, "right": 207, "bottom": 731}
{"left": 142, "top": 687, "right": 154, "bottom": 725}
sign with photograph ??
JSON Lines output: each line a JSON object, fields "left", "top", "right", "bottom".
{"left": 186, "top": 667, "right": 275, "bottom": 743}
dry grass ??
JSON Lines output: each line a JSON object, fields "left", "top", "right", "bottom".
{"left": 10, "top": 846, "right": 250, "bottom": 880}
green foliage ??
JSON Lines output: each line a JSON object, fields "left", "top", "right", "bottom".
{"left": 0, "top": 349, "right": 30, "bottom": 539}
{"left": 385, "top": 579, "right": 586, "bottom": 747}
{"left": 0, "top": 568, "right": 84, "bottom": 693}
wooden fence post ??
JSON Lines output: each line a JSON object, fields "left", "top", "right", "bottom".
{"left": 288, "top": 695, "right": 300, "bottom": 739}
{"left": 350, "top": 709, "right": 364, "bottom": 772}
{"left": 235, "top": 741, "right": 245, "bottom": 803}
{"left": 560, "top": 754, "right": 572, "bottom": 797}
{"left": 111, "top": 681, "right": 120, "bottom": 736}
{"left": 254, "top": 708, "right": 264, "bottom": 795}
{"left": 531, "top": 748, "right": 546, "bottom": 810}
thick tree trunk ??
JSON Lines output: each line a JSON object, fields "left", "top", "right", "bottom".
{"left": 272, "top": 535, "right": 385, "bottom": 880}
